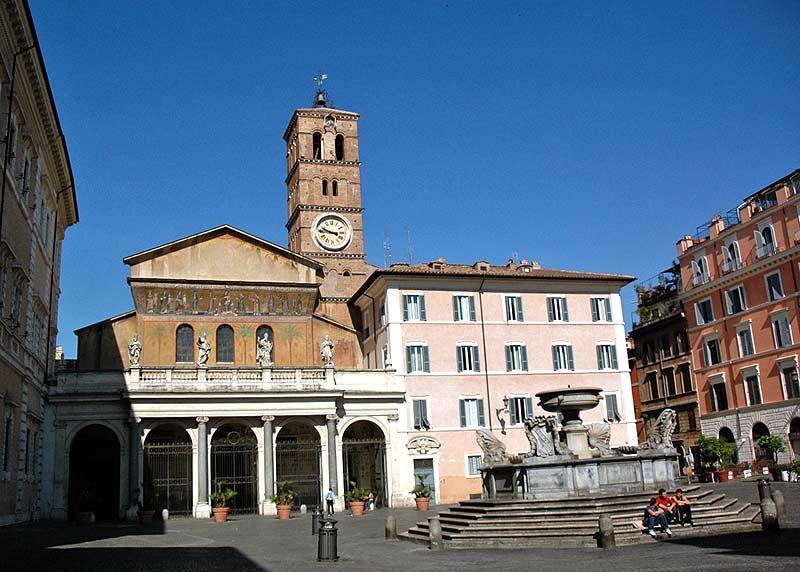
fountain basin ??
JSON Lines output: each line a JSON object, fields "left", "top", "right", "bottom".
{"left": 536, "top": 387, "right": 602, "bottom": 427}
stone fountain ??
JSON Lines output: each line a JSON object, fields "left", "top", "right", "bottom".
{"left": 477, "top": 387, "right": 679, "bottom": 500}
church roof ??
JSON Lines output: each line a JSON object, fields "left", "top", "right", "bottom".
{"left": 122, "top": 224, "right": 323, "bottom": 271}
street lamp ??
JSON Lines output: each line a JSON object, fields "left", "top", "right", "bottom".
{"left": 495, "top": 395, "right": 510, "bottom": 434}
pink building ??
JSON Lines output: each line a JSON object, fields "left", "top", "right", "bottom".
{"left": 352, "top": 259, "right": 638, "bottom": 503}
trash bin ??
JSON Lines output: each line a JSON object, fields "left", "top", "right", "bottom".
{"left": 318, "top": 516, "right": 338, "bottom": 562}
{"left": 311, "top": 506, "right": 323, "bottom": 535}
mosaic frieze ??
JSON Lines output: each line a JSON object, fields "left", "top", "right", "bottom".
{"left": 133, "top": 285, "right": 317, "bottom": 317}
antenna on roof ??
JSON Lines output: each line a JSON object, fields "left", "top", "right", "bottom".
{"left": 383, "top": 229, "right": 393, "bottom": 268}
{"left": 406, "top": 227, "right": 414, "bottom": 264}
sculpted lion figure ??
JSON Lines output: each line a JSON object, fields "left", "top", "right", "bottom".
{"left": 475, "top": 429, "right": 507, "bottom": 465}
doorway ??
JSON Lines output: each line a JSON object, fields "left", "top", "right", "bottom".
{"left": 143, "top": 424, "right": 193, "bottom": 515}
{"left": 211, "top": 424, "right": 259, "bottom": 514}
{"left": 342, "top": 421, "right": 387, "bottom": 507}
{"left": 413, "top": 458, "right": 436, "bottom": 504}
{"left": 68, "top": 424, "right": 120, "bottom": 521}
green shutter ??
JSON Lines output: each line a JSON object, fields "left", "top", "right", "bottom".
{"left": 525, "top": 397, "right": 533, "bottom": 420}
{"left": 419, "top": 296, "right": 427, "bottom": 321}
{"left": 469, "top": 296, "right": 477, "bottom": 321}
{"left": 473, "top": 346, "right": 481, "bottom": 372}
{"left": 597, "top": 346, "right": 604, "bottom": 369}
{"left": 420, "top": 400, "right": 429, "bottom": 428}
{"left": 413, "top": 400, "right": 421, "bottom": 429}
{"left": 422, "top": 346, "right": 430, "bottom": 372}
{"left": 456, "top": 347, "right": 464, "bottom": 372}
{"left": 452, "top": 296, "right": 459, "bottom": 321}
{"left": 591, "top": 299, "right": 599, "bottom": 322}
{"left": 403, "top": 296, "right": 409, "bottom": 321}
{"left": 459, "top": 400, "right": 467, "bottom": 427}
{"left": 567, "top": 346, "right": 575, "bottom": 370}
{"left": 520, "top": 346, "right": 528, "bottom": 371}
{"left": 505, "top": 346, "right": 513, "bottom": 372}
{"left": 552, "top": 346, "right": 559, "bottom": 370}
{"left": 406, "top": 346, "right": 413, "bottom": 372}
{"left": 604, "top": 298, "right": 612, "bottom": 321}
{"left": 510, "top": 400, "right": 518, "bottom": 425}
{"left": 610, "top": 346, "right": 618, "bottom": 369}
{"left": 477, "top": 399, "right": 485, "bottom": 426}
{"left": 547, "top": 298, "right": 555, "bottom": 322}
{"left": 562, "top": 298, "right": 569, "bottom": 322}
{"left": 515, "top": 297, "right": 524, "bottom": 321}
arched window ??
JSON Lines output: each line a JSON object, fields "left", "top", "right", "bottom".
{"left": 332, "top": 180, "right": 338, "bottom": 197}
{"left": 322, "top": 180, "right": 328, "bottom": 196}
{"left": 718, "top": 426, "right": 738, "bottom": 463}
{"left": 752, "top": 422, "right": 771, "bottom": 461}
{"left": 176, "top": 324, "right": 194, "bottom": 362}
{"left": 216, "top": 325, "right": 234, "bottom": 363}
{"left": 335, "top": 134, "right": 344, "bottom": 160}
{"left": 312, "top": 132, "right": 322, "bottom": 160}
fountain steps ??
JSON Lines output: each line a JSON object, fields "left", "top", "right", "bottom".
{"left": 401, "top": 488, "right": 760, "bottom": 548}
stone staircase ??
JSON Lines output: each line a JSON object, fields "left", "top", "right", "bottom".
{"left": 400, "top": 486, "right": 761, "bottom": 548}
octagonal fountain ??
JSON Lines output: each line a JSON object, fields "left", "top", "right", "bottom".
{"left": 477, "top": 387, "right": 680, "bottom": 500}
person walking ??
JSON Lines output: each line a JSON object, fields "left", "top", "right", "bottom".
{"left": 325, "top": 487, "right": 336, "bottom": 515}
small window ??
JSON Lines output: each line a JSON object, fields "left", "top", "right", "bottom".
{"left": 403, "top": 294, "right": 426, "bottom": 321}
{"left": 322, "top": 179, "right": 328, "bottom": 196}
{"left": 459, "top": 398, "right": 486, "bottom": 427}
{"left": 362, "top": 312, "right": 371, "bottom": 339}
{"left": 176, "top": 324, "right": 194, "bottom": 362}
{"left": 703, "top": 338, "right": 722, "bottom": 366}
{"left": 313, "top": 132, "right": 322, "bottom": 159}
{"left": 745, "top": 374, "right": 762, "bottom": 406}
{"left": 453, "top": 295, "right": 476, "bottom": 321}
{"left": 737, "top": 326, "right": 755, "bottom": 357}
{"left": 725, "top": 285, "right": 747, "bottom": 315}
{"left": 646, "top": 371, "right": 659, "bottom": 400}
{"left": 216, "top": 325, "right": 234, "bottom": 362}
{"left": 406, "top": 345, "right": 430, "bottom": 373}
{"left": 467, "top": 454, "right": 482, "bottom": 476}
{"left": 412, "top": 399, "right": 430, "bottom": 430}
{"left": 335, "top": 134, "right": 344, "bottom": 160}
{"left": 695, "top": 299, "right": 714, "bottom": 325}
{"left": 596, "top": 344, "right": 618, "bottom": 370}
{"left": 710, "top": 380, "right": 729, "bottom": 411}
{"left": 547, "top": 297, "right": 569, "bottom": 322}
{"left": 332, "top": 180, "right": 338, "bottom": 197}
{"left": 663, "top": 368, "right": 676, "bottom": 396}
{"left": 604, "top": 394, "right": 621, "bottom": 423}
{"left": 687, "top": 409, "right": 697, "bottom": 431}
{"left": 591, "top": 298, "right": 612, "bottom": 322}
{"left": 552, "top": 344, "right": 575, "bottom": 371}
{"left": 505, "top": 344, "right": 528, "bottom": 372}
{"left": 782, "top": 366, "right": 800, "bottom": 399}
{"left": 456, "top": 345, "right": 480, "bottom": 372}
{"left": 505, "top": 296, "right": 524, "bottom": 322}
{"left": 772, "top": 314, "right": 793, "bottom": 348}
{"left": 679, "top": 363, "right": 692, "bottom": 393}
{"left": 766, "top": 272, "right": 784, "bottom": 301}
{"left": 509, "top": 396, "right": 533, "bottom": 425}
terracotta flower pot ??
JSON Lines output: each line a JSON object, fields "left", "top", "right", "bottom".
{"left": 414, "top": 497, "right": 430, "bottom": 512}
{"left": 349, "top": 501, "right": 365, "bottom": 516}
{"left": 212, "top": 507, "right": 230, "bottom": 523}
{"left": 716, "top": 470, "right": 730, "bottom": 483}
{"left": 276, "top": 504, "right": 292, "bottom": 520}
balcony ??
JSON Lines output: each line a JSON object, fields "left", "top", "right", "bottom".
{"left": 756, "top": 242, "right": 779, "bottom": 260}
{"left": 692, "top": 272, "right": 711, "bottom": 287}
{"left": 721, "top": 258, "right": 742, "bottom": 274}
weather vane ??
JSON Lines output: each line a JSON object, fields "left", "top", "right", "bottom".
{"left": 314, "top": 73, "right": 328, "bottom": 91}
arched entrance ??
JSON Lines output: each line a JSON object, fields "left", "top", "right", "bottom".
{"left": 211, "top": 423, "right": 258, "bottom": 514}
{"left": 276, "top": 422, "right": 321, "bottom": 508}
{"left": 68, "top": 424, "right": 120, "bottom": 521}
{"left": 718, "top": 427, "right": 738, "bottom": 463}
{"left": 342, "top": 420, "right": 387, "bottom": 507}
{"left": 143, "top": 424, "right": 193, "bottom": 515}
{"left": 752, "top": 422, "right": 771, "bottom": 461}
{"left": 790, "top": 418, "right": 800, "bottom": 458}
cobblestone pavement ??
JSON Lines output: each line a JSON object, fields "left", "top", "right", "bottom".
{"left": 3, "top": 482, "right": 798, "bottom": 572}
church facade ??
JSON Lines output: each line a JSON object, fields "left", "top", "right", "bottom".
{"left": 44, "top": 92, "right": 637, "bottom": 520}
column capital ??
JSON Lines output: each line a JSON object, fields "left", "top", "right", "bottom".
{"left": 325, "top": 414, "right": 339, "bottom": 422}
{"left": 261, "top": 415, "right": 275, "bottom": 423}
{"left": 196, "top": 416, "right": 209, "bottom": 424}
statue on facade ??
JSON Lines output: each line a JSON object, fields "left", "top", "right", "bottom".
{"left": 192, "top": 291, "right": 200, "bottom": 313}
{"left": 197, "top": 332, "right": 211, "bottom": 367}
{"left": 587, "top": 423, "right": 612, "bottom": 457}
{"left": 475, "top": 429, "right": 507, "bottom": 466}
{"left": 522, "top": 415, "right": 558, "bottom": 457}
{"left": 236, "top": 293, "right": 245, "bottom": 315}
{"left": 128, "top": 335, "right": 142, "bottom": 367}
{"left": 320, "top": 335, "right": 334, "bottom": 367}
{"left": 644, "top": 408, "right": 677, "bottom": 450}
{"left": 256, "top": 331, "right": 274, "bottom": 367}
{"left": 220, "top": 289, "right": 233, "bottom": 313}
{"left": 251, "top": 295, "right": 260, "bottom": 315}
{"left": 175, "top": 291, "right": 185, "bottom": 313}
{"left": 145, "top": 291, "right": 155, "bottom": 313}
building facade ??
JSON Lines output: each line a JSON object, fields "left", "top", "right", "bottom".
{"left": 678, "top": 168, "right": 800, "bottom": 464}
{"left": 43, "top": 92, "right": 639, "bottom": 521}
{"left": 0, "top": 0, "right": 78, "bottom": 525}
{"left": 629, "top": 266, "right": 700, "bottom": 469}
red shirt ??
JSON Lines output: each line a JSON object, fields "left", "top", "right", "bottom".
{"left": 656, "top": 495, "right": 676, "bottom": 509}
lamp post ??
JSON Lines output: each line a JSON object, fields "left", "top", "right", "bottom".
{"left": 495, "top": 395, "right": 510, "bottom": 434}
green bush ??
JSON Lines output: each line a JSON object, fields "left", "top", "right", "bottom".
{"left": 270, "top": 480, "right": 296, "bottom": 506}
{"left": 697, "top": 435, "right": 736, "bottom": 469}
{"left": 209, "top": 480, "right": 237, "bottom": 508}
{"left": 757, "top": 436, "right": 786, "bottom": 463}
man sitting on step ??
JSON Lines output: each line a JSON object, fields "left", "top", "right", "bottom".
{"left": 656, "top": 488, "right": 678, "bottom": 523}
{"left": 644, "top": 497, "right": 672, "bottom": 539}
{"left": 673, "top": 489, "right": 693, "bottom": 526}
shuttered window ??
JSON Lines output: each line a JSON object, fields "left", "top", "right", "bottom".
{"left": 467, "top": 455, "right": 482, "bottom": 476}
{"left": 459, "top": 398, "right": 486, "bottom": 427}
{"left": 591, "top": 298, "right": 612, "bottom": 322}
{"left": 604, "top": 394, "right": 621, "bottom": 422}
{"left": 596, "top": 344, "right": 618, "bottom": 369}
{"left": 505, "top": 344, "right": 528, "bottom": 371}
{"left": 453, "top": 295, "right": 477, "bottom": 321}
{"left": 406, "top": 345, "right": 430, "bottom": 373}
{"left": 552, "top": 344, "right": 575, "bottom": 371}
{"left": 403, "top": 294, "right": 426, "bottom": 321}
{"left": 412, "top": 399, "right": 430, "bottom": 430}
{"left": 456, "top": 345, "right": 480, "bottom": 372}
{"left": 773, "top": 314, "right": 793, "bottom": 348}
{"left": 505, "top": 296, "right": 524, "bottom": 322}
{"left": 547, "top": 297, "right": 569, "bottom": 322}
{"left": 509, "top": 396, "right": 533, "bottom": 425}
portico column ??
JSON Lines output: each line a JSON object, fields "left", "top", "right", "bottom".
{"left": 196, "top": 416, "right": 211, "bottom": 518}
{"left": 262, "top": 415, "right": 275, "bottom": 502}
{"left": 326, "top": 414, "right": 339, "bottom": 495}
{"left": 126, "top": 417, "right": 141, "bottom": 520}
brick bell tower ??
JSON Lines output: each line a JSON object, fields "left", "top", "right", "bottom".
{"left": 284, "top": 85, "right": 370, "bottom": 324}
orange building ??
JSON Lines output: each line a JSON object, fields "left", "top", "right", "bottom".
{"left": 678, "top": 168, "right": 800, "bottom": 464}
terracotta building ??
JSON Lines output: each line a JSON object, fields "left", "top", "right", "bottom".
{"left": 678, "top": 168, "right": 800, "bottom": 464}
{"left": 0, "top": 1, "right": 78, "bottom": 525}
{"left": 629, "top": 265, "right": 700, "bottom": 470}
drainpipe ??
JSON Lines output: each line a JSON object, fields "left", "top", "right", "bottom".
{"left": 477, "top": 276, "right": 493, "bottom": 430}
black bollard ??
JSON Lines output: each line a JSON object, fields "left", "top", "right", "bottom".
{"left": 757, "top": 477, "right": 773, "bottom": 501}
{"left": 312, "top": 506, "right": 323, "bottom": 536}
{"left": 318, "top": 516, "right": 339, "bottom": 562}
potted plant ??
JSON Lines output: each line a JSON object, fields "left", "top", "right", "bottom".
{"left": 410, "top": 477, "right": 432, "bottom": 512}
{"left": 697, "top": 435, "right": 736, "bottom": 482}
{"left": 346, "top": 482, "right": 371, "bottom": 516}
{"left": 209, "top": 480, "right": 237, "bottom": 523}
{"left": 757, "top": 436, "right": 786, "bottom": 477}
{"left": 269, "top": 480, "right": 295, "bottom": 520}
{"left": 790, "top": 459, "right": 800, "bottom": 482}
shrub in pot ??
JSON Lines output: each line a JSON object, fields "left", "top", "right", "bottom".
{"left": 410, "top": 478, "right": 432, "bottom": 511}
{"left": 270, "top": 481, "right": 296, "bottom": 521}
{"left": 209, "top": 480, "right": 237, "bottom": 523}
{"left": 346, "top": 483, "right": 371, "bottom": 516}
{"left": 698, "top": 435, "right": 736, "bottom": 482}
{"left": 757, "top": 436, "right": 786, "bottom": 473}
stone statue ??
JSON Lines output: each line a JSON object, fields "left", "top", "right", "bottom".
{"left": 145, "top": 291, "right": 155, "bottom": 313}
{"left": 522, "top": 416, "right": 557, "bottom": 457}
{"left": 251, "top": 295, "right": 260, "bottom": 315}
{"left": 256, "top": 331, "right": 273, "bottom": 367}
{"left": 220, "top": 290, "right": 233, "bottom": 313}
{"left": 320, "top": 335, "right": 334, "bottom": 367}
{"left": 192, "top": 291, "right": 200, "bottom": 313}
{"left": 236, "top": 293, "right": 245, "bottom": 315}
{"left": 475, "top": 429, "right": 507, "bottom": 465}
{"left": 645, "top": 408, "right": 677, "bottom": 450}
{"left": 128, "top": 335, "right": 142, "bottom": 367}
{"left": 175, "top": 291, "right": 185, "bottom": 313}
{"left": 197, "top": 332, "right": 211, "bottom": 367}
{"left": 587, "top": 423, "right": 612, "bottom": 457}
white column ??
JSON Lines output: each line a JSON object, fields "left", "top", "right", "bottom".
{"left": 260, "top": 415, "right": 276, "bottom": 515}
{"left": 194, "top": 416, "right": 210, "bottom": 518}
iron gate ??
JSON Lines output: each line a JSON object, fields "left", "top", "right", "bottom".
{"left": 275, "top": 439, "right": 321, "bottom": 508}
{"left": 343, "top": 438, "right": 387, "bottom": 507}
{"left": 143, "top": 442, "right": 193, "bottom": 515}
{"left": 211, "top": 428, "right": 259, "bottom": 514}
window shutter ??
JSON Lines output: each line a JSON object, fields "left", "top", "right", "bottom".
{"left": 567, "top": 346, "right": 575, "bottom": 370}
{"left": 591, "top": 299, "right": 599, "bottom": 322}
{"left": 406, "top": 347, "right": 413, "bottom": 372}
{"left": 552, "top": 346, "right": 559, "bottom": 370}
{"left": 419, "top": 296, "right": 427, "bottom": 321}
{"left": 510, "top": 400, "right": 518, "bottom": 425}
{"left": 403, "top": 296, "right": 409, "bottom": 321}
{"left": 477, "top": 400, "right": 485, "bottom": 426}
{"left": 413, "top": 400, "right": 421, "bottom": 429}
{"left": 469, "top": 296, "right": 477, "bottom": 321}
{"left": 547, "top": 298, "right": 554, "bottom": 322}
{"left": 456, "top": 347, "right": 464, "bottom": 372}
{"left": 520, "top": 346, "right": 528, "bottom": 371}
{"left": 473, "top": 346, "right": 481, "bottom": 372}
{"left": 505, "top": 346, "right": 513, "bottom": 372}
{"left": 604, "top": 298, "right": 612, "bottom": 321}
{"left": 562, "top": 298, "right": 569, "bottom": 322}
{"left": 755, "top": 230, "right": 766, "bottom": 251}
{"left": 421, "top": 400, "right": 429, "bottom": 428}
{"left": 596, "top": 346, "right": 604, "bottom": 369}
{"left": 452, "top": 296, "right": 459, "bottom": 321}
{"left": 781, "top": 318, "right": 792, "bottom": 346}
{"left": 459, "top": 400, "right": 467, "bottom": 427}
{"left": 610, "top": 346, "right": 618, "bottom": 369}
{"left": 422, "top": 346, "right": 430, "bottom": 372}
{"left": 524, "top": 397, "right": 533, "bottom": 420}
{"left": 515, "top": 297, "right": 524, "bottom": 321}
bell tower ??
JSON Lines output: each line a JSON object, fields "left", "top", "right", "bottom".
{"left": 284, "top": 86, "right": 369, "bottom": 322}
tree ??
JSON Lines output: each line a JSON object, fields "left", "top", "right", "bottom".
{"left": 697, "top": 435, "right": 736, "bottom": 469}
{"left": 757, "top": 435, "right": 786, "bottom": 464}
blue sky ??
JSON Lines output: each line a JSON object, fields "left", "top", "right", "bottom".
{"left": 30, "top": 1, "right": 800, "bottom": 357}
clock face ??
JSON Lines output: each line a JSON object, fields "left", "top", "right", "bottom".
{"left": 313, "top": 214, "right": 352, "bottom": 251}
